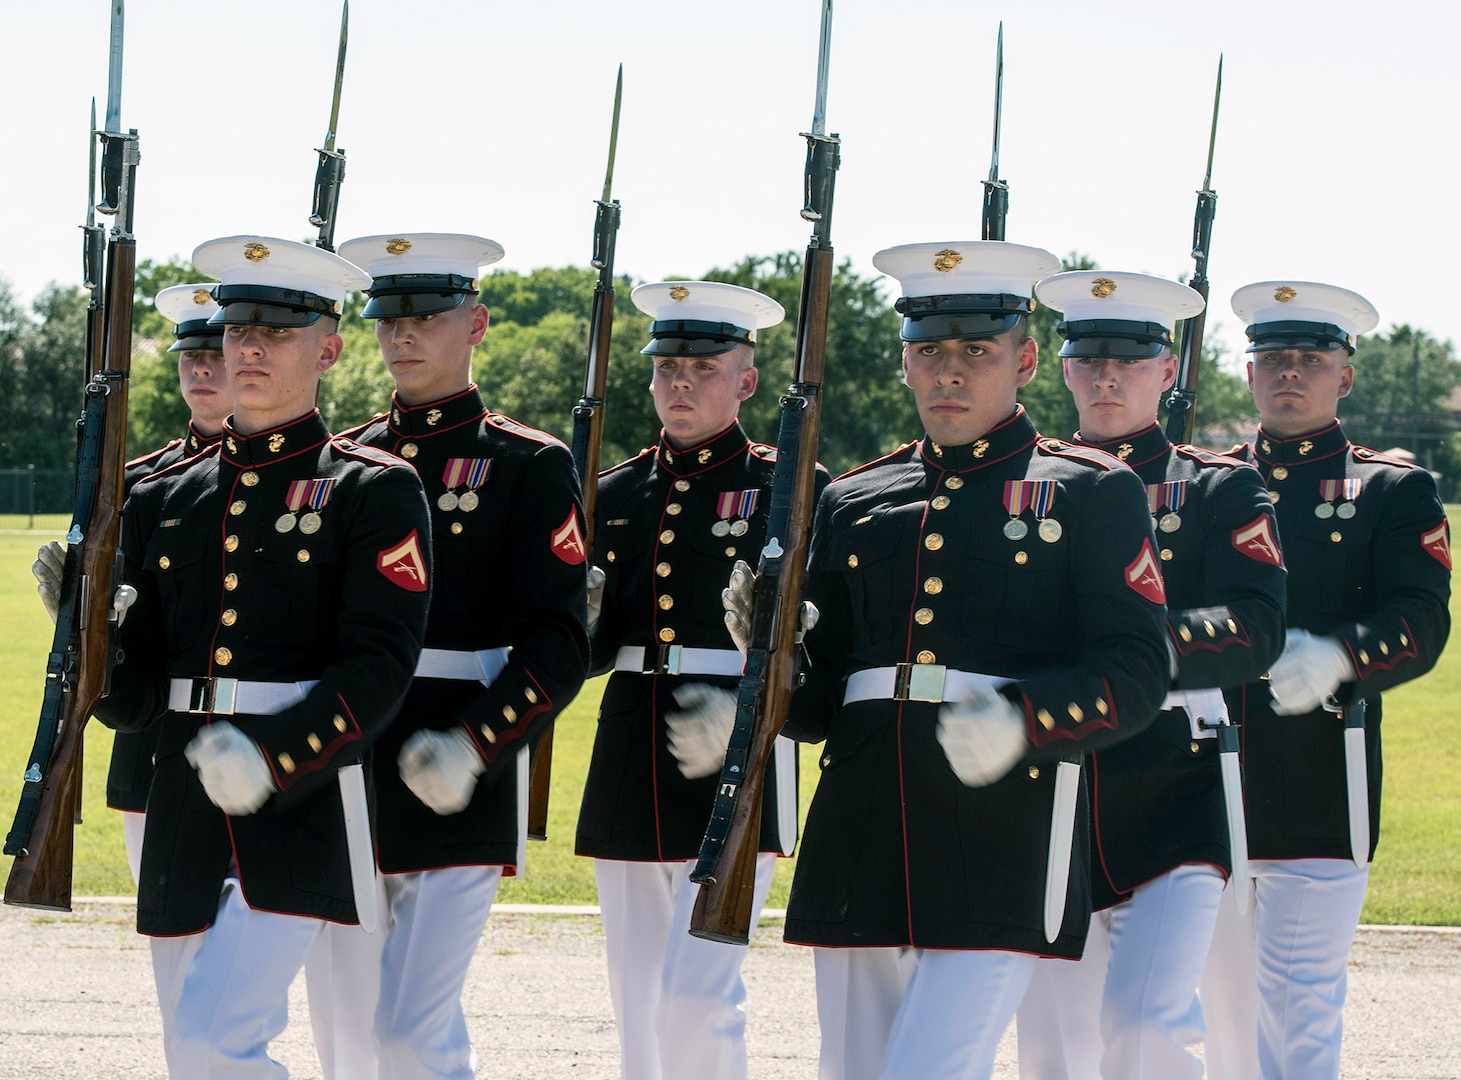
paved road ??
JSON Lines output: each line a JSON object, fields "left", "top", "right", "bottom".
{"left": 2, "top": 899, "right": 1458, "bottom": 1078}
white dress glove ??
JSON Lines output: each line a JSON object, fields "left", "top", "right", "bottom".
{"left": 666, "top": 683, "right": 737, "bottom": 779}
{"left": 398, "top": 727, "right": 486, "bottom": 815}
{"left": 936, "top": 686, "right": 1028, "bottom": 787}
{"left": 721, "top": 559, "right": 819, "bottom": 658}
{"left": 184, "top": 721, "right": 276, "bottom": 815}
{"left": 31, "top": 541, "right": 136, "bottom": 626}
{"left": 1268, "top": 629, "right": 1355, "bottom": 715}
{"left": 586, "top": 565, "right": 606, "bottom": 636}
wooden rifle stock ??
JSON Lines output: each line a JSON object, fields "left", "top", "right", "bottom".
{"left": 690, "top": 240, "right": 834, "bottom": 945}
{"left": 6, "top": 235, "right": 134, "bottom": 910}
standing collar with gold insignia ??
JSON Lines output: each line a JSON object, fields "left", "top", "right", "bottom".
{"left": 1251, "top": 420, "right": 1349, "bottom": 467}
{"left": 655, "top": 421, "right": 752, "bottom": 478}
{"left": 185, "top": 420, "right": 225, "bottom": 455}
{"left": 387, "top": 384, "right": 488, "bottom": 438}
{"left": 1075, "top": 422, "right": 1170, "bottom": 468}
{"left": 918, "top": 406, "right": 1039, "bottom": 472}
{"left": 221, "top": 410, "right": 330, "bottom": 468}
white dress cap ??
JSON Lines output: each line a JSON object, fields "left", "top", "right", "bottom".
{"left": 631, "top": 281, "right": 785, "bottom": 357}
{"left": 1231, "top": 281, "right": 1379, "bottom": 354}
{"left": 337, "top": 233, "right": 504, "bottom": 319}
{"left": 154, "top": 282, "right": 223, "bottom": 352}
{"left": 192, "top": 235, "right": 370, "bottom": 327}
{"left": 1037, "top": 270, "right": 1204, "bottom": 358}
{"left": 872, "top": 241, "right": 1060, "bottom": 342}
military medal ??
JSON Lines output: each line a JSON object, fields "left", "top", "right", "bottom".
{"left": 441, "top": 458, "right": 491, "bottom": 515}
{"left": 1038, "top": 519, "right": 1063, "bottom": 543}
{"left": 281, "top": 478, "right": 335, "bottom": 537}
{"left": 1031, "top": 481, "right": 1062, "bottom": 543}
{"left": 1147, "top": 481, "right": 1187, "bottom": 534}
{"left": 1319, "top": 478, "right": 1360, "bottom": 520}
{"left": 715, "top": 490, "right": 760, "bottom": 541}
{"left": 1002, "top": 480, "right": 1035, "bottom": 541}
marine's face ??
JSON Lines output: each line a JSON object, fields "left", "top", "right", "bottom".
{"left": 223, "top": 319, "right": 341, "bottom": 434}
{"left": 1063, "top": 351, "right": 1177, "bottom": 442}
{"left": 649, "top": 346, "right": 758, "bottom": 450}
{"left": 1247, "top": 347, "right": 1353, "bottom": 438}
{"left": 902, "top": 330, "right": 1037, "bottom": 447}
{"left": 374, "top": 300, "right": 488, "bottom": 407}
{"left": 177, "top": 348, "right": 232, "bottom": 434}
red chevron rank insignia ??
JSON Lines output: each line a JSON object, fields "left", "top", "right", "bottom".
{"left": 378, "top": 529, "right": 428, "bottom": 592}
{"left": 1233, "top": 514, "right": 1283, "bottom": 566}
{"left": 1422, "top": 521, "right": 1451, "bottom": 569}
{"left": 1125, "top": 538, "right": 1166, "bottom": 604}
{"left": 551, "top": 510, "right": 587, "bottom": 565}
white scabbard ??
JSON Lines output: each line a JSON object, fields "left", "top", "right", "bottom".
{"left": 1343, "top": 703, "right": 1370, "bottom": 869}
{"left": 1215, "top": 723, "right": 1251, "bottom": 916}
{"left": 338, "top": 763, "right": 379, "bottom": 934}
{"left": 1043, "top": 756, "right": 1081, "bottom": 944}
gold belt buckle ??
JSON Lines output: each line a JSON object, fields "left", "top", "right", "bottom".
{"left": 188, "top": 677, "right": 239, "bottom": 714}
{"left": 653, "top": 645, "right": 683, "bottom": 676}
{"left": 893, "top": 663, "right": 947, "bottom": 702}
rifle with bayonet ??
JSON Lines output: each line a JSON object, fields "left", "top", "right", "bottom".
{"left": 527, "top": 65, "right": 624, "bottom": 841}
{"left": 688, "top": 0, "right": 839, "bottom": 946}
{"left": 1164, "top": 55, "right": 1222, "bottom": 445}
{"left": 6, "top": 0, "right": 139, "bottom": 911}
{"left": 309, "top": 0, "right": 349, "bottom": 251}
{"left": 981, "top": 23, "right": 1007, "bottom": 241}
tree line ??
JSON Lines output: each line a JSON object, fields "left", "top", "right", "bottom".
{"left": 2, "top": 255, "right": 1458, "bottom": 494}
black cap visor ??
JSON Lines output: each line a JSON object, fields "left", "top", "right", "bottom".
{"left": 641, "top": 319, "right": 754, "bottom": 357}
{"left": 1245, "top": 320, "right": 1354, "bottom": 355}
{"left": 169, "top": 318, "right": 225, "bottom": 353}
{"left": 1057, "top": 318, "right": 1173, "bottom": 359}
{"left": 207, "top": 284, "right": 338, "bottom": 329}
{"left": 894, "top": 292, "right": 1034, "bottom": 343}
{"left": 361, "top": 274, "right": 477, "bottom": 320}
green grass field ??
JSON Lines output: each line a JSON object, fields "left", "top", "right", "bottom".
{"left": 2, "top": 512, "right": 1457, "bottom": 921}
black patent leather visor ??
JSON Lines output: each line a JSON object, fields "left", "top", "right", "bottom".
{"left": 1245, "top": 320, "right": 1354, "bottom": 355}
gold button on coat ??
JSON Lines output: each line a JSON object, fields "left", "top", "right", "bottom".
{"left": 945, "top": 476, "right": 964, "bottom": 490}
{"left": 656, "top": 562, "right": 672, "bottom": 577}
{"left": 916, "top": 650, "right": 936, "bottom": 664}
{"left": 658, "top": 595, "right": 674, "bottom": 610}
{"left": 924, "top": 533, "right": 944, "bottom": 551}
{"left": 229, "top": 500, "right": 247, "bottom": 516}
{"left": 224, "top": 573, "right": 238, "bottom": 591}
{"left": 241, "top": 471, "right": 260, "bottom": 486}
{"left": 221, "top": 609, "right": 237, "bottom": 626}
{"left": 660, "top": 530, "right": 675, "bottom": 544}
{"left": 931, "top": 496, "right": 950, "bottom": 510}
{"left": 914, "top": 608, "right": 934, "bottom": 625}
{"left": 214, "top": 647, "right": 232, "bottom": 666}
{"left": 158, "top": 555, "right": 171, "bottom": 570}
{"left": 659, "top": 627, "right": 676, "bottom": 642}
{"left": 225, "top": 535, "right": 239, "bottom": 552}
{"left": 923, "top": 577, "right": 943, "bottom": 595}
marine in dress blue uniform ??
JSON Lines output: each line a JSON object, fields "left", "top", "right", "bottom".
{"left": 576, "top": 281, "right": 812, "bottom": 1080}
{"left": 1017, "top": 271, "right": 1287, "bottom": 1080}
{"left": 1201, "top": 281, "right": 1451, "bottom": 1080}
{"left": 782, "top": 243, "right": 1172, "bottom": 1080}
{"left": 324, "top": 232, "right": 589, "bottom": 1079}
{"left": 96, "top": 236, "right": 433, "bottom": 1078}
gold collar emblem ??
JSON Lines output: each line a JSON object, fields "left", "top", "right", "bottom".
{"left": 1274, "top": 285, "right": 1298, "bottom": 303}
{"left": 669, "top": 285, "right": 690, "bottom": 301}
{"left": 226, "top": 436, "right": 238, "bottom": 454}
{"left": 698, "top": 449, "right": 713, "bottom": 465}
{"left": 972, "top": 439, "right": 990, "bottom": 458}
{"left": 663, "top": 449, "right": 674, "bottom": 465}
{"left": 1117, "top": 443, "right": 1134, "bottom": 460}
{"left": 392, "top": 409, "right": 401, "bottom": 425}
{"left": 385, "top": 238, "right": 413, "bottom": 255}
{"left": 192, "top": 289, "right": 212, "bottom": 305}
{"left": 426, "top": 409, "right": 443, "bottom": 427}
{"left": 1090, "top": 277, "right": 1118, "bottom": 299}
{"left": 931, "top": 442, "right": 944, "bottom": 457}
{"left": 933, "top": 249, "right": 963, "bottom": 273}
{"left": 243, "top": 242, "right": 270, "bottom": 262}
{"left": 1261, "top": 439, "right": 1273, "bottom": 454}
{"left": 1299, "top": 440, "right": 1314, "bottom": 456}
{"left": 268, "top": 434, "right": 286, "bottom": 453}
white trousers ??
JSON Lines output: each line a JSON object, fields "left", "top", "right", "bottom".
{"left": 122, "top": 810, "right": 146, "bottom": 886}
{"left": 150, "top": 878, "right": 325, "bottom": 1079}
{"left": 304, "top": 872, "right": 388, "bottom": 1080}
{"left": 1200, "top": 857, "right": 1369, "bottom": 1080}
{"left": 594, "top": 854, "right": 776, "bottom": 1080}
{"left": 815, "top": 946, "right": 1034, "bottom": 1080}
{"left": 375, "top": 865, "right": 501, "bottom": 1080}
{"left": 1017, "top": 863, "right": 1224, "bottom": 1080}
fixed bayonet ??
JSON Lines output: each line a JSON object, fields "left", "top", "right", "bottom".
{"left": 96, "top": 2, "right": 127, "bottom": 217}
{"left": 981, "top": 23, "right": 1008, "bottom": 241}
{"left": 1164, "top": 56, "right": 1223, "bottom": 444}
{"left": 309, "top": 0, "right": 350, "bottom": 250}
{"left": 799, "top": 0, "right": 837, "bottom": 224}
{"left": 592, "top": 64, "right": 624, "bottom": 270}
{"left": 82, "top": 101, "right": 104, "bottom": 294}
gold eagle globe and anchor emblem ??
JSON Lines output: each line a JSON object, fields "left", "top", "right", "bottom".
{"left": 669, "top": 285, "right": 691, "bottom": 301}
{"left": 192, "top": 289, "right": 212, "bottom": 305}
{"left": 1274, "top": 285, "right": 1298, "bottom": 303}
{"left": 933, "top": 249, "right": 963, "bottom": 273}
{"left": 243, "top": 242, "right": 270, "bottom": 262}
{"left": 385, "top": 238, "right": 413, "bottom": 256}
{"left": 1091, "top": 277, "right": 1118, "bottom": 299}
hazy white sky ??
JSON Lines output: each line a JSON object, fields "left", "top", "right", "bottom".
{"left": 3, "top": 0, "right": 1457, "bottom": 370}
